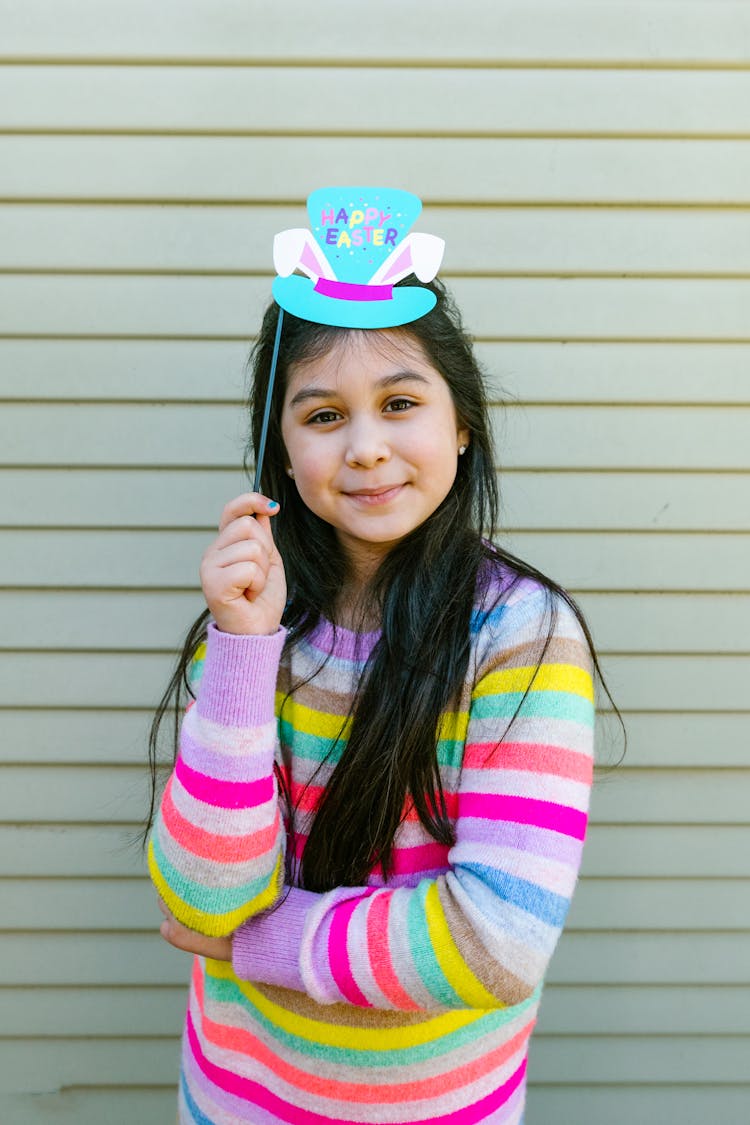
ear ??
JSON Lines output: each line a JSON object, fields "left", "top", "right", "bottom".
{"left": 368, "top": 233, "right": 445, "bottom": 286}
{"left": 273, "top": 229, "right": 337, "bottom": 281}
{"left": 457, "top": 425, "right": 470, "bottom": 451}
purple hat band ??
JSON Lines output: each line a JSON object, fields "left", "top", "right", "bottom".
{"left": 314, "top": 278, "right": 393, "bottom": 303}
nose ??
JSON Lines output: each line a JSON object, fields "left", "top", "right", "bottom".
{"left": 344, "top": 414, "right": 391, "bottom": 469}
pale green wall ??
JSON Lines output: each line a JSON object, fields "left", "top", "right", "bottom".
{"left": 1, "top": 2, "right": 749, "bottom": 1122}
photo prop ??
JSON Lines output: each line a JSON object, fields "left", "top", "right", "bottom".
{"left": 254, "top": 186, "right": 444, "bottom": 490}
{"left": 273, "top": 186, "right": 444, "bottom": 329}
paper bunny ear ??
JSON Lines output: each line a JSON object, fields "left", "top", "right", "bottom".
{"left": 273, "top": 229, "right": 337, "bottom": 282}
{"left": 367, "top": 233, "right": 445, "bottom": 286}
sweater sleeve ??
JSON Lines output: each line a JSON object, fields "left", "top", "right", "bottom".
{"left": 232, "top": 586, "right": 595, "bottom": 1010}
{"left": 148, "top": 622, "right": 287, "bottom": 937}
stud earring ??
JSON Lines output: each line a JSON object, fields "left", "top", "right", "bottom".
{"left": 458, "top": 445, "right": 467, "bottom": 455}
{"left": 286, "top": 467, "right": 295, "bottom": 478}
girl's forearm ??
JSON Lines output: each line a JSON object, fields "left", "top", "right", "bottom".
{"left": 148, "top": 623, "right": 287, "bottom": 937}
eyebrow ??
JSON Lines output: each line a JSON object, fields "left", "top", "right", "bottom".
{"left": 288, "top": 371, "right": 431, "bottom": 408}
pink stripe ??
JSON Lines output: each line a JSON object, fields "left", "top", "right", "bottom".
{"left": 327, "top": 893, "right": 375, "bottom": 1007}
{"left": 161, "top": 780, "right": 280, "bottom": 863}
{"left": 377, "top": 244, "right": 411, "bottom": 285}
{"left": 200, "top": 975, "right": 533, "bottom": 1103}
{"left": 389, "top": 841, "right": 451, "bottom": 876}
{"left": 365, "top": 894, "right": 420, "bottom": 1010}
{"left": 300, "top": 242, "right": 323, "bottom": 275}
{"left": 187, "top": 1007, "right": 527, "bottom": 1125}
{"left": 293, "top": 832, "right": 450, "bottom": 880}
{"left": 291, "top": 782, "right": 458, "bottom": 823}
{"left": 175, "top": 754, "right": 274, "bottom": 809}
{"left": 314, "top": 278, "right": 393, "bottom": 302}
{"left": 460, "top": 792, "right": 587, "bottom": 840}
{"left": 463, "top": 740, "right": 593, "bottom": 783}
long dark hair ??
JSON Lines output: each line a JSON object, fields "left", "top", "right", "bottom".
{"left": 145, "top": 278, "right": 622, "bottom": 891}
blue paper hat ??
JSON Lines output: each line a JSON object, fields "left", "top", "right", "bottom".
{"left": 272, "top": 186, "right": 445, "bottom": 328}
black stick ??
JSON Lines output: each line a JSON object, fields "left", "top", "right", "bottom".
{"left": 253, "top": 306, "right": 285, "bottom": 493}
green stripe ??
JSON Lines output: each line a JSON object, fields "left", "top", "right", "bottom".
{"left": 470, "top": 691, "right": 594, "bottom": 725}
{"left": 407, "top": 882, "right": 468, "bottom": 1008}
{"left": 436, "top": 737, "right": 465, "bottom": 769}
{"left": 204, "top": 970, "right": 538, "bottom": 1065}
{"left": 280, "top": 722, "right": 463, "bottom": 769}
{"left": 278, "top": 722, "right": 345, "bottom": 764}
{"left": 152, "top": 830, "right": 274, "bottom": 915}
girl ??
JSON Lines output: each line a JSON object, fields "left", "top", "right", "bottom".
{"left": 148, "top": 188, "right": 605, "bottom": 1125}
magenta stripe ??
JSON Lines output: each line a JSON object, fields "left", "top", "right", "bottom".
{"left": 186, "top": 1008, "right": 527, "bottom": 1125}
{"left": 327, "top": 893, "right": 375, "bottom": 1007}
{"left": 390, "top": 841, "right": 451, "bottom": 875}
{"left": 175, "top": 754, "right": 274, "bottom": 809}
{"left": 314, "top": 278, "right": 393, "bottom": 303}
{"left": 460, "top": 792, "right": 587, "bottom": 841}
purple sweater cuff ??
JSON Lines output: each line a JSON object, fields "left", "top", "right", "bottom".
{"left": 231, "top": 886, "right": 317, "bottom": 992}
{"left": 197, "top": 622, "right": 287, "bottom": 727}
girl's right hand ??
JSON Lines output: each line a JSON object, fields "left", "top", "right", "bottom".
{"left": 199, "top": 494, "right": 287, "bottom": 636}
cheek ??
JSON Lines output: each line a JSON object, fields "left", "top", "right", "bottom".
{"left": 289, "top": 441, "right": 339, "bottom": 508}
{"left": 406, "top": 418, "right": 459, "bottom": 467}
{"left": 283, "top": 424, "right": 321, "bottom": 477}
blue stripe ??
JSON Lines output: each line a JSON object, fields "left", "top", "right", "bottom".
{"left": 461, "top": 862, "right": 570, "bottom": 927}
{"left": 180, "top": 1069, "right": 213, "bottom": 1124}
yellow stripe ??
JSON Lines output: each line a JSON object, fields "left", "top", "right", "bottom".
{"left": 148, "top": 844, "right": 282, "bottom": 937}
{"left": 207, "top": 959, "right": 482, "bottom": 1048}
{"left": 474, "top": 663, "right": 593, "bottom": 702}
{"left": 436, "top": 709, "right": 469, "bottom": 744}
{"left": 424, "top": 883, "right": 502, "bottom": 1009}
{"left": 275, "top": 694, "right": 352, "bottom": 740}
{"left": 280, "top": 698, "right": 471, "bottom": 748}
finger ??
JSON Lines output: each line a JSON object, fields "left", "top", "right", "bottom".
{"left": 212, "top": 514, "right": 274, "bottom": 553}
{"left": 201, "top": 550, "right": 271, "bottom": 605}
{"left": 211, "top": 538, "right": 271, "bottom": 573}
{"left": 218, "top": 493, "right": 280, "bottom": 533}
{"left": 160, "top": 916, "right": 190, "bottom": 949}
{"left": 205, "top": 561, "right": 269, "bottom": 601}
{"left": 156, "top": 897, "right": 170, "bottom": 918}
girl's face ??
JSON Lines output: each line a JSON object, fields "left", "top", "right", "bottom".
{"left": 281, "top": 331, "right": 469, "bottom": 577}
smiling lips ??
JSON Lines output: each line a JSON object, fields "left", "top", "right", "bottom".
{"left": 344, "top": 484, "right": 404, "bottom": 505}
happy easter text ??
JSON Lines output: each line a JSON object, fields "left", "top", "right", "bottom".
{"left": 320, "top": 207, "right": 398, "bottom": 249}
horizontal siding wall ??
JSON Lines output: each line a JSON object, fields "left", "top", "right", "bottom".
{"left": 1, "top": 3, "right": 748, "bottom": 1123}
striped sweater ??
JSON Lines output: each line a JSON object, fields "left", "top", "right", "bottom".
{"left": 149, "top": 569, "right": 595, "bottom": 1125}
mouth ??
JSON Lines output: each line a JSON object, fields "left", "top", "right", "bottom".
{"left": 343, "top": 484, "right": 404, "bottom": 505}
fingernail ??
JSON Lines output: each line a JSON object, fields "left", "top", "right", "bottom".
{"left": 267, "top": 500, "right": 279, "bottom": 511}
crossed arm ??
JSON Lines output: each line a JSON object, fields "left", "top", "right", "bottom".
{"left": 151, "top": 587, "right": 595, "bottom": 1011}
